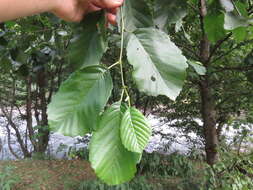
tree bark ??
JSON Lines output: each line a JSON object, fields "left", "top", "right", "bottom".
{"left": 200, "top": 79, "right": 219, "bottom": 165}
{"left": 26, "top": 76, "right": 37, "bottom": 150}
{"left": 199, "top": 0, "right": 219, "bottom": 165}
{"left": 36, "top": 65, "right": 50, "bottom": 154}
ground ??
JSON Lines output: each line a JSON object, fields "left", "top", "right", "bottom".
{"left": 0, "top": 160, "right": 96, "bottom": 190}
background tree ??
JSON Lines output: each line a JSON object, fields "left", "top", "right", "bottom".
{"left": 153, "top": 0, "right": 253, "bottom": 165}
{"left": 0, "top": 14, "right": 71, "bottom": 157}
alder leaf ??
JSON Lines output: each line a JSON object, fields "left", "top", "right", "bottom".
{"left": 47, "top": 65, "right": 113, "bottom": 137}
{"left": 120, "top": 107, "right": 151, "bottom": 153}
{"left": 89, "top": 103, "right": 137, "bottom": 185}
{"left": 188, "top": 61, "right": 206, "bottom": 76}
{"left": 224, "top": 12, "right": 250, "bottom": 30}
{"left": 219, "top": 0, "right": 234, "bottom": 12}
{"left": 154, "top": 0, "right": 187, "bottom": 31}
{"left": 204, "top": 13, "right": 226, "bottom": 43}
{"left": 126, "top": 28, "right": 188, "bottom": 101}
{"left": 69, "top": 11, "right": 107, "bottom": 69}
{"left": 121, "top": 0, "right": 153, "bottom": 32}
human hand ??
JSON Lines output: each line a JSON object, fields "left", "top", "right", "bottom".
{"left": 52, "top": 0, "right": 124, "bottom": 24}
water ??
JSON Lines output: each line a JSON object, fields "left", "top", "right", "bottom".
{"left": 0, "top": 112, "right": 252, "bottom": 160}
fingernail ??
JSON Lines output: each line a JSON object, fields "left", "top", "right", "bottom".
{"left": 115, "top": 0, "right": 123, "bottom": 4}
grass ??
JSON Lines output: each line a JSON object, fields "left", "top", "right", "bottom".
{"left": 0, "top": 157, "right": 194, "bottom": 190}
{"left": 1, "top": 151, "right": 251, "bottom": 190}
{"left": 0, "top": 152, "right": 206, "bottom": 190}
{"left": 0, "top": 160, "right": 96, "bottom": 190}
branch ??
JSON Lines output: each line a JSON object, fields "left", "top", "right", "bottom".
{"left": 208, "top": 33, "right": 232, "bottom": 62}
{"left": 6, "top": 124, "right": 21, "bottom": 159}
{"left": 214, "top": 65, "right": 253, "bottom": 72}
{"left": 211, "top": 39, "right": 253, "bottom": 63}
{"left": 187, "top": 2, "right": 198, "bottom": 12}
{"left": 199, "top": 0, "right": 207, "bottom": 37}
{"left": 237, "top": 133, "right": 247, "bottom": 156}
{"left": 175, "top": 43, "right": 200, "bottom": 60}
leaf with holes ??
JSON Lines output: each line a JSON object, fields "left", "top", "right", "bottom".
{"left": 126, "top": 28, "right": 188, "bottom": 101}
{"left": 120, "top": 107, "right": 151, "bottom": 153}
{"left": 89, "top": 103, "right": 137, "bottom": 185}
{"left": 47, "top": 65, "right": 113, "bottom": 137}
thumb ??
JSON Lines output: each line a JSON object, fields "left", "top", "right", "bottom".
{"left": 92, "top": 0, "right": 123, "bottom": 9}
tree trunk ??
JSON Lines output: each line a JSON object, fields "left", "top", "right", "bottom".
{"left": 200, "top": 78, "right": 219, "bottom": 165}
{"left": 26, "top": 76, "right": 37, "bottom": 150}
{"left": 36, "top": 66, "right": 50, "bottom": 154}
{"left": 199, "top": 0, "right": 219, "bottom": 165}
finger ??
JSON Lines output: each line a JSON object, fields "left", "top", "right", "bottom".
{"left": 106, "top": 8, "right": 118, "bottom": 14}
{"left": 106, "top": 13, "right": 117, "bottom": 25}
{"left": 87, "top": 3, "right": 102, "bottom": 13}
{"left": 92, "top": 0, "right": 124, "bottom": 9}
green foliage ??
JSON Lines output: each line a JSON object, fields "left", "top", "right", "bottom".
{"left": 202, "top": 150, "right": 253, "bottom": 190}
{"left": 45, "top": 0, "right": 253, "bottom": 184}
{"left": 223, "top": 1, "right": 253, "bottom": 32}
{"left": 78, "top": 177, "right": 157, "bottom": 190}
{"left": 188, "top": 61, "right": 206, "bottom": 76}
{"left": 1, "top": 0, "right": 251, "bottom": 186}
{"left": 138, "top": 152, "right": 196, "bottom": 177}
{"left": 154, "top": 0, "right": 187, "bottom": 31}
{"left": 0, "top": 166, "right": 20, "bottom": 190}
{"left": 224, "top": 12, "right": 250, "bottom": 30}
{"left": 67, "top": 147, "right": 89, "bottom": 160}
{"left": 127, "top": 28, "right": 188, "bottom": 100}
{"left": 89, "top": 103, "right": 138, "bottom": 185}
{"left": 47, "top": 0, "right": 190, "bottom": 185}
{"left": 204, "top": 13, "right": 226, "bottom": 43}
{"left": 137, "top": 152, "right": 253, "bottom": 190}
{"left": 0, "top": 14, "right": 74, "bottom": 157}
{"left": 69, "top": 12, "right": 107, "bottom": 69}
{"left": 244, "top": 50, "right": 253, "bottom": 83}
{"left": 120, "top": 107, "right": 151, "bottom": 153}
{"left": 121, "top": 0, "right": 153, "bottom": 32}
{"left": 48, "top": 65, "right": 113, "bottom": 136}
{"left": 32, "top": 152, "right": 51, "bottom": 160}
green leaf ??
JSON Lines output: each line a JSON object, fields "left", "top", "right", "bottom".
{"left": 0, "top": 57, "right": 12, "bottom": 72}
{"left": 244, "top": 51, "right": 253, "bottom": 83}
{"left": 121, "top": 0, "right": 153, "bottom": 32}
{"left": 47, "top": 65, "right": 113, "bottom": 137}
{"left": 224, "top": 12, "right": 249, "bottom": 30}
{"left": 120, "top": 107, "right": 151, "bottom": 153}
{"left": 232, "top": 27, "right": 247, "bottom": 42}
{"left": 204, "top": 13, "right": 226, "bottom": 43}
{"left": 89, "top": 103, "right": 137, "bottom": 185}
{"left": 219, "top": 0, "right": 234, "bottom": 12}
{"left": 154, "top": 0, "right": 187, "bottom": 31}
{"left": 0, "top": 37, "right": 8, "bottom": 46}
{"left": 126, "top": 28, "right": 188, "bottom": 101}
{"left": 44, "top": 30, "right": 53, "bottom": 41}
{"left": 15, "top": 64, "right": 29, "bottom": 78}
{"left": 246, "top": 71, "right": 253, "bottom": 83}
{"left": 188, "top": 61, "right": 206, "bottom": 76}
{"left": 69, "top": 11, "right": 107, "bottom": 69}
{"left": 133, "top": 153, "right": 142, "bottom": 164}
{"left": 234, "top": 1, "right": 248, "bottom": 17}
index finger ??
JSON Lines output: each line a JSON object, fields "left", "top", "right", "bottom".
{"left": 92, "top": 0, "right": 124, "bottom": 9}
